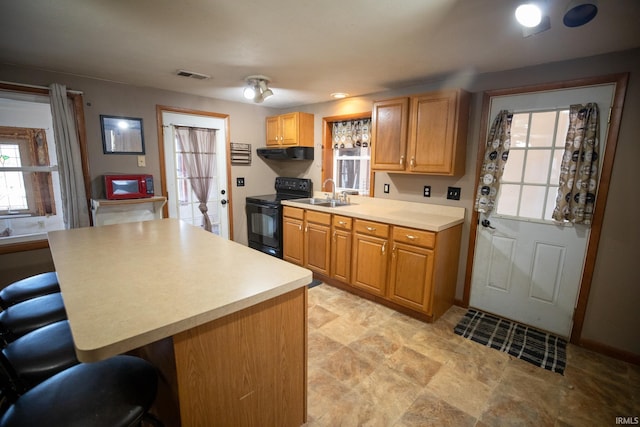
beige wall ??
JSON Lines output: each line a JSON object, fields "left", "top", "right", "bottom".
{"left": 1, "top": 47, "right": 638, "bottom": 357}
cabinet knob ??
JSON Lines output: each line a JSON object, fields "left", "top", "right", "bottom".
{"left": 400, "top": 156, "right": 405, "bottom": 166}
{"left": 406, "top": 234, "right": 417, "bottom": 240}
{"left": 366, "top": 226, "right": 376, "bottom": 232}
{"left": 298, "top": 224, "right": 302, "bottom": 231}
{"left": 382, "top": 241, "right": 387, "bottom": 254}
{"left": 338, "top": 221, "right": 347, "bottom": 226}
{"left": 410, "top": 157, "right": 416, "bottom": 168}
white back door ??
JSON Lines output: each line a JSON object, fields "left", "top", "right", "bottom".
{"left": 161, "top": 111, "right": 229, "bottom": 238}
{"left": 470, "top": 84, "right": 615, "bottom": 337}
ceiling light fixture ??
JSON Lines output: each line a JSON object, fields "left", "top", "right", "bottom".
{"left": 563, "top": 0, "right": 598, "bottom": 27}
{"left": 331, "top": 92, "right": 349, "bottom": 99}
{"left": 243, "top": 75, "right": 273, "bottom": 103}
{"left": 515, "top": 2, "right": 543, "bottom": 27}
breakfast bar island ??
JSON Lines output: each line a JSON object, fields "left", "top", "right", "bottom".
{"left": 47, "top": 218, "right": 312, "bottom": 426}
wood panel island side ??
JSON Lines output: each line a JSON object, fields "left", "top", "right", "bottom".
{"left": 47, "top": 218, "right": 312, "bottom": 426}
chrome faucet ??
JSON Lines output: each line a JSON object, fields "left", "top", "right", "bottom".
{"left": 323, "top": 178, "right": 336, "bottom": 200}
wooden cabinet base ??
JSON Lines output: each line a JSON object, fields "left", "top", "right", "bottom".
{"left": 134, "top": 287, "right": 307, "bottom": 426}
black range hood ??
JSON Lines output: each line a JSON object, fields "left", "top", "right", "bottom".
{"left": 256, "top": 146, "right": 314, "bottom": 161}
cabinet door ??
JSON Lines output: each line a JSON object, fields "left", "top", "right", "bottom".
{"left": 266, "top": 116, "right": 281, "bottom": 146}
{"left": 388, "top": 242, "right": 434, "bottom": 313}
{"left": 351, "top": 233, "right": 388, "bottom": 296}
{"left": 408, "top": 89, "right": 469, "bottom": 175}
{"left": 280, "top": 113, "right": 299, "bottom": 146}
{"left": 283, "top": 217, "right": 304, "bottom": 265}
{"left": 331, "top": 228, "right": 351, "bottom": 283}
{"left": 371, "top": 98, "right": 409, "bottom": 171}
{"left": 305, "top": 222, "right": 331, "bottom": 275}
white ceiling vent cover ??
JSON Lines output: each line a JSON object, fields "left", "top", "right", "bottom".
{"left": 176, "top": 70, "right": 210, "bottom": 80}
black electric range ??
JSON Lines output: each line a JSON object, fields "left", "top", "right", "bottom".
{"left": 245, "top": 177, "right": 313, "bottom": 258}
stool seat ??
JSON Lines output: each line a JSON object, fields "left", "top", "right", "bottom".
{"left": 0, "top": 293, "right": 67, "bottom": 344}
{"left": 0, "top": 355, "right": 159, "bottom": 427}
{"left": 2, "top": 320, "right": 79, "bottom": 393}
{"left": 0, "top": 273, "right": 60, "bottom": 309}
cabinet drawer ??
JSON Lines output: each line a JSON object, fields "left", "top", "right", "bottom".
{"left": 305, "top": 210, "right": 331, "bottom": 225}
{"left": 283, "top": 206, "right": 304, "bottom": 220}
{"left": 354, "top": 219, "right": 389, "bottom": 238}
{"left": 332, "top": 215, "right": 352, "bottom": 230}
{"left": 392, "top": 226, "right": 435, "bottom": 249}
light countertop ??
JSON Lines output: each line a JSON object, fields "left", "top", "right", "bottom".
{"left": 47, "top": 219, "right": 312, "bottom": 362}
{"left": 282, "top": 195, "right": 465, "bottom": 232}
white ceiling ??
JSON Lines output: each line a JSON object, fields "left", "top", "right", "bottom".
{"left": 1, "top": 0, "right": 639, "bottom": 108}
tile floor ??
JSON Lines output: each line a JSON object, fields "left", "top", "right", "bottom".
{"left": 305, "top": 284, "right": 640, "bottom": 427}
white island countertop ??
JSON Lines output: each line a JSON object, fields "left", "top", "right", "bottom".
{"left": 282, "top": 195, "right": 465, "bottom": 232}
{"left": 47, "top": 219, "right": 312, "bottom": 362}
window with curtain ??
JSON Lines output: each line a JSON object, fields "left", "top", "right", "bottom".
{"left": 0, "top": 92, "right": 65, "bottom": 242}
{"left": 331, "top": 119, "right": 371, "bottom": 196}
{"left": 495, "top": 109, "right": 569, "bottom": 221}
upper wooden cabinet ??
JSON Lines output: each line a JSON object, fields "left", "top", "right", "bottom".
{"left": 370, "top": 98, "right": 409, "bottom": 171}
{"left": 371, "top": 89, "right": 470, "bottom": 176}
{"left": 266, "top": 112, "right": 314, "bottom": 147}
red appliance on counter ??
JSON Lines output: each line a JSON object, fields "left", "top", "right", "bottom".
{"left": 104, "top": 174, "right": 154, "bottom": 200}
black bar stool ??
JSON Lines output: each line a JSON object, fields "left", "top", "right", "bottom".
{"left": 1, "top": 320, "right": 79, "bottom": 393}
{"left": 0, "top": 355, "right": 162, "bottom": 427}
{"left": 0, "top": 293, "right": 67, "bottom": 344}
{"left": 0, "top": 273, "right": 60, "bottom": 309}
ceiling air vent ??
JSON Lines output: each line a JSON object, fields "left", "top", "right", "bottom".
{"left": 176, "top": 70, "right": 210, "bottom": 80}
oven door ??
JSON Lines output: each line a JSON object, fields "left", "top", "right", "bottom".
{"left": 245, "top": 201, "right": 281, "bottom": 253}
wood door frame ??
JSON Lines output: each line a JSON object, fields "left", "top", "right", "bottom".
{"left": 462, "top": 73, "right": 629, "bottom": 345}
{"left": 156, "top": 105, "right": 234, "bottom": 240}
{"left": 321, "top": 112, "right": 374, "bottom": 195}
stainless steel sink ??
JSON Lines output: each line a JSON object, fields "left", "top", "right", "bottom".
{"left": 294, "top": 198, "right": 350, "bottom": 208}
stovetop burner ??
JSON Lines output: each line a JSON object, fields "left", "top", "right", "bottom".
{"left": 246, "top": 177, "right": 313, "bottom": 207}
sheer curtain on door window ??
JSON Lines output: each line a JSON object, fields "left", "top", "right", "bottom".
{"left": 174, "top": 126, "right": 217, "bottom": 232}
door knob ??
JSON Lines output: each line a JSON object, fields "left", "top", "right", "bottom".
{"left": 221, "top": 199, "right": 227, "bottom": 205}
{"left": 481, "top": 219, "right": 495, "bottom": 229}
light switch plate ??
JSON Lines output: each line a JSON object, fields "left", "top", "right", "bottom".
{"left": 423, "top": 185, "right": 431, "bottom": 197}
{"left": 383, "top": 184, "right": 390, "bottom": 194}
{"left": 137, "top": 155, "right": 146, "bottom": 167}
{"left": 236, "top": 177, "right": 245, "bottom": 187}
{"left": 447, "top": 186, "right": 461, "bottom": 200}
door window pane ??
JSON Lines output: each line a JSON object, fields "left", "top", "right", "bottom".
{"left": 502, "top": 149, "right": 524, "bottom": 182}
{"left": 523, "top": 149, "right": 551, "bottom": 184}
{"left": 510, "top": 114, "right": 529, "bottom": 148}
{"left": 555, "top": 110, "right": 570, "bottom": 147}
{"left": 496, "top": 184, "right": 520, "bottom": 216}
{"left": 529, "top": 111, "right": 556, "bottom": 147}
{"left": 520, "top": 185, "right": 546, "bottom": 218}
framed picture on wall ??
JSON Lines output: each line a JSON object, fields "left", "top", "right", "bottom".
{"left": 100, "top": 115, "right": 145, "bottom": 154}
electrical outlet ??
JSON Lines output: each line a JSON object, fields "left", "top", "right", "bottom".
{"left": 383, "top": 183, "right": 390, "bottom": 194}
{"left": 137, "top": 155, "right": 146, "bottom": 167}
{"left": 236, "top": 177, "right": 245, "bottom": 187}
{"left": 423, "top": 185, "right": 431, "bottom": 197}
{"left": 447, "top": 186, "right": 461, "bottom": 200}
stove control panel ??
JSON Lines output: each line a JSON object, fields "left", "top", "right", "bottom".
{"left": 275, "top": 177, "right": 313, "bottom": 196}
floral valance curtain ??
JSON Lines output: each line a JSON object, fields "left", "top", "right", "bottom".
{"left": 174, "top": 126, "right": 217, "bottom": 232}
{"left": 474, "top": 110, "right": 513, "bottom": 214}
{"left": 332, "top": 119, "right": 371, "bottom": 149}
{"left": 552, "top": 103, "right": 600, "bottom": 225}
